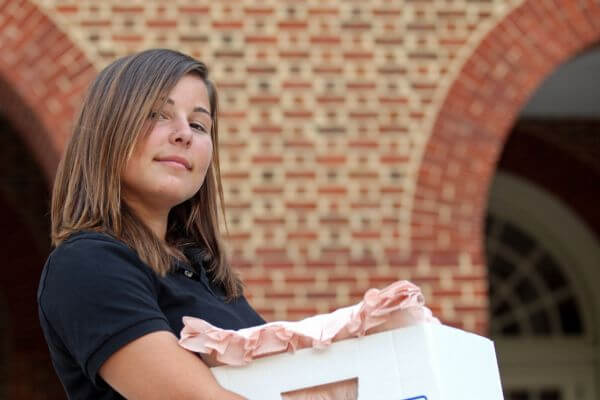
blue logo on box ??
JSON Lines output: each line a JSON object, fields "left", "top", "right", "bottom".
{"left": 402, "top": 397, "right": 427, "bottom": 400}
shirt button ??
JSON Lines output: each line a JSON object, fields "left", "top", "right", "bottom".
{"left": 184, "top": 270, "right": 194, "bottom": 278}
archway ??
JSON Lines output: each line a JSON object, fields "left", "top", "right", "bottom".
{"left": 0, "top": 1, "right": 96, "bottom": 398}
{"left": 0, "top": 0, "right": 96, "bottom": 183}
{"left": 412, "top": 0, "right": 600, "bottom": 332}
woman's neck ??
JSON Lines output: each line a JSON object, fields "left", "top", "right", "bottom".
{"left": 124, "top": 198, "right": 170, "bottom": 241}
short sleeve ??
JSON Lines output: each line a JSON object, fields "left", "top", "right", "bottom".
{"left": 37, "top": 234, "right": 172, "bottom": 385}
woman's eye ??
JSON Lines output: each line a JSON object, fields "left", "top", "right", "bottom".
{"left": 190, "top": 123, "right": 207, "bottom": 133}
{"left": 149, "top": 111, "right": 169, "bottom": 120}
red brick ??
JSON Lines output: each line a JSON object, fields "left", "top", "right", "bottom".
{"left": 255, "top": 307, "right": 276, "bottom": 321}
{"left": 266, "top": 292, "right": 295, "bottom": 300}
{"left": 227, "top": 232, "right": 251, "bottom": 241}
{"left": 351, "top": 231, "right": 380, "bottom": 239}
{"left": 245, "top": 35, "right": 277, "bottom": 44}
{"left": 310, "top": 36, "right": 341, "bottom": 44}
{"left": 248, "top": 96, "right": 279, "bottom": 104}
{"left": 244, "top": 277, "right": 273, "bottom": 286}
{"left": 278, "top": 21, "right": 308, "bottom": 29}
{"left": 305, "top": 260, "right": 336, "bottom": 269}
{"left": 147, "top": 20, "right": 177, "bottom": 28}
{"left": 308, "top": 7, "right": 338, "bottom": 16}
{"left": 322, "top": 247, "right": 350, "bottom": 258}
{"left": 279, "top": 51, "right": 310, "bottom": 59}
{"left": 251, "top": 125, "right": 282, "bottom": 134}
{"left": 285, "top": 202, "right": 317, "bottom": 210}
{"left": 380, "top": 153, "right": 409, "bottom": 163}
{"left": 379, "top": 96, "right": 408, "bottom": 104}
{"left": 225, "top": 202, "right": 251, "bottom": 210}
{"left": 348, "top": 140, "right": 378, "bottom": 148}
{"left": 263, "top": 261, "right": 294, "bottom": 269}
{"left": 246, "top": 65, "right": 277, "bottom": 73}
{"left": 56, "top": 5, "right": 77, "bottom": 13}
{"left": 372, "top": 8, "right": 402, "bottom": 16}
{"left": 244, "top": 7, "right": 274, "bottom": 16}
{"left": 346, "top": 82, "right": 376, "bottom": 90}
{"left": 112, "top": 34, "right": 143, "bottom": 42}
{"left": 213, "top": 50, "right": 244, "bottom": 58}
{"left": 212, "top": 21, "right": 244, "bottom": 29}
{"left": 287, "top": 231, "right": 318, "bottom": 240}
{"left": 378, "top": 125, "right": 408, "bottom": 134}
{"left": 283, "top": 110, "right": 313, "bottom": 118}
{"left": 284, "top": 274, "right": 317, "bottom": 284}
{"left": 316, "top": 95, "right": 344, "bottom": 103}
{"left": 286, "top": 307, "right": 319, "bottom": 319}
{"left": 433, "top": 289, "right": 461, "bottom": 298}
{"left": 341, "top": 22, "right": 371, "bottom": 30}
{"left": 437, "top": 10, "right": 466, "bottom": 18}
{"left": 318, "top": 185, "right": 347, "bottom": 195}
{"left": 328, "top": 275, "right": 357, "bottom": 284}
{"left": 80, "top": 20, "right": 111, "bottom": 27}
{"left": 282, "top": 81, "right": 312, "bottom": 89}
{"left": 350, "top": 202, "right": 380, "bottom": 209}
{"left": 112, "top": 6, "right": 144, "bottom": 13}
{"left": 313, "top": 66, "right": 343, "bottom": 74}
{"left": 316, "top": 155, "right": 346, "bottom": 164}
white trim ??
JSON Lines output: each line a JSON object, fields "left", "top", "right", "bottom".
{"left": 488, "top": 172, "right": 600, "bottom": 339}
{"left": 487, "top": 171, "right": 600, "bottom": 397}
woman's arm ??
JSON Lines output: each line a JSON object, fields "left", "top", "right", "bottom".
{"left": 100, "top": 331, "right": 245, "bottom": 400}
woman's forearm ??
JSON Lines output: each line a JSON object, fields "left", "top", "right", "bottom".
{"left": 99, "top": 331, "right": 247, "bottom": 400}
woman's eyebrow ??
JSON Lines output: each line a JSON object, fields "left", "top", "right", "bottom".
{"left": 192, "top": 106, "right": 211, "bottom": 116}
{"left": 166, "top": 98, "right": 211, "bottom": 116}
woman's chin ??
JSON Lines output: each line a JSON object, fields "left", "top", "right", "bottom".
{"left": 154, "top": 182, "right": 201, "bottom": 205}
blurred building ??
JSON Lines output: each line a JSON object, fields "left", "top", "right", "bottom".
{"left": 0, "top": 0, "right": 599, "bottom": 399}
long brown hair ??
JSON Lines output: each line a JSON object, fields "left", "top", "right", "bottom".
{"left": 51, "top": 49, "right": 242, "bottom": 298}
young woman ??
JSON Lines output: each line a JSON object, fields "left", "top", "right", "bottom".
{"left": 37, "top": 49, "right": 261, "bottom": 399}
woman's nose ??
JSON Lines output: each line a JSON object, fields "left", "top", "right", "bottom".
{"left": 169, "top": 118, "right": 192, "bottom": 146}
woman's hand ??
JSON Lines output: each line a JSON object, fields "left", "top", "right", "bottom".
{"left": 99, "top": 331, "right": 246, "bottom": 400}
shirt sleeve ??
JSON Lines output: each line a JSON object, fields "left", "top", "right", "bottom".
{"left": 38, "top": 235, "right": 172, "bottom": 385}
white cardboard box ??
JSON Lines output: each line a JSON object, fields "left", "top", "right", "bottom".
{"left": 211, "top": 323, "right": 504, "bottom": 399}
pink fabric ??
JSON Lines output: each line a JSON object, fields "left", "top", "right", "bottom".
{"left": 179, "top": 280, "right": 439, "bottom": 367}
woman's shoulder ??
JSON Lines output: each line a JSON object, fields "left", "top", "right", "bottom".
{"left": 56, "top": 230, "right": 127, "bottom": 250}
{"left": 45, "top": 230, "right": 150, "bottom": 280}
{"left": 51, "top": 230, "right": 133, "bottom": 260}
{"left": 39, "top": 230, "right": 159, "bottom": 310}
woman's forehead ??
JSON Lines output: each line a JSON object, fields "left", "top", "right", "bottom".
{"left": 161, "top": 75, "right": 212, "bottom": 114}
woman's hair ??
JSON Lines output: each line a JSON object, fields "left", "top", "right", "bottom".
{"left": 51, "top": 48, "right": 242, "bottom": 298}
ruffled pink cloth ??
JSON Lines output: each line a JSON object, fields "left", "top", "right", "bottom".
{"left": 179, "top": 280, "right": 438, "bottom": 366}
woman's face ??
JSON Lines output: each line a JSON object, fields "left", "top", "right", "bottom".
{"left": 122, "top": 74, "right": 213, "bottom": 214}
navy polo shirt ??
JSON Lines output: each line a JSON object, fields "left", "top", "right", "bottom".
{"left": 37, "top": 231, "right": 264, "bottom": 399}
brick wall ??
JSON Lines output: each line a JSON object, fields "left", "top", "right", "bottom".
{"left": 4, "top": 0, "right": 600, "bottom": 339}
{"left": 25, "top": 0, "right": 527, "bottom": 331}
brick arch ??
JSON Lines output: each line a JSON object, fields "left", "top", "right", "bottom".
{"left": 0, "top": 0, "right": 96, "bottom": 183}
{"left": 413, "top": 1, "right": 600, "bottom": 266}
